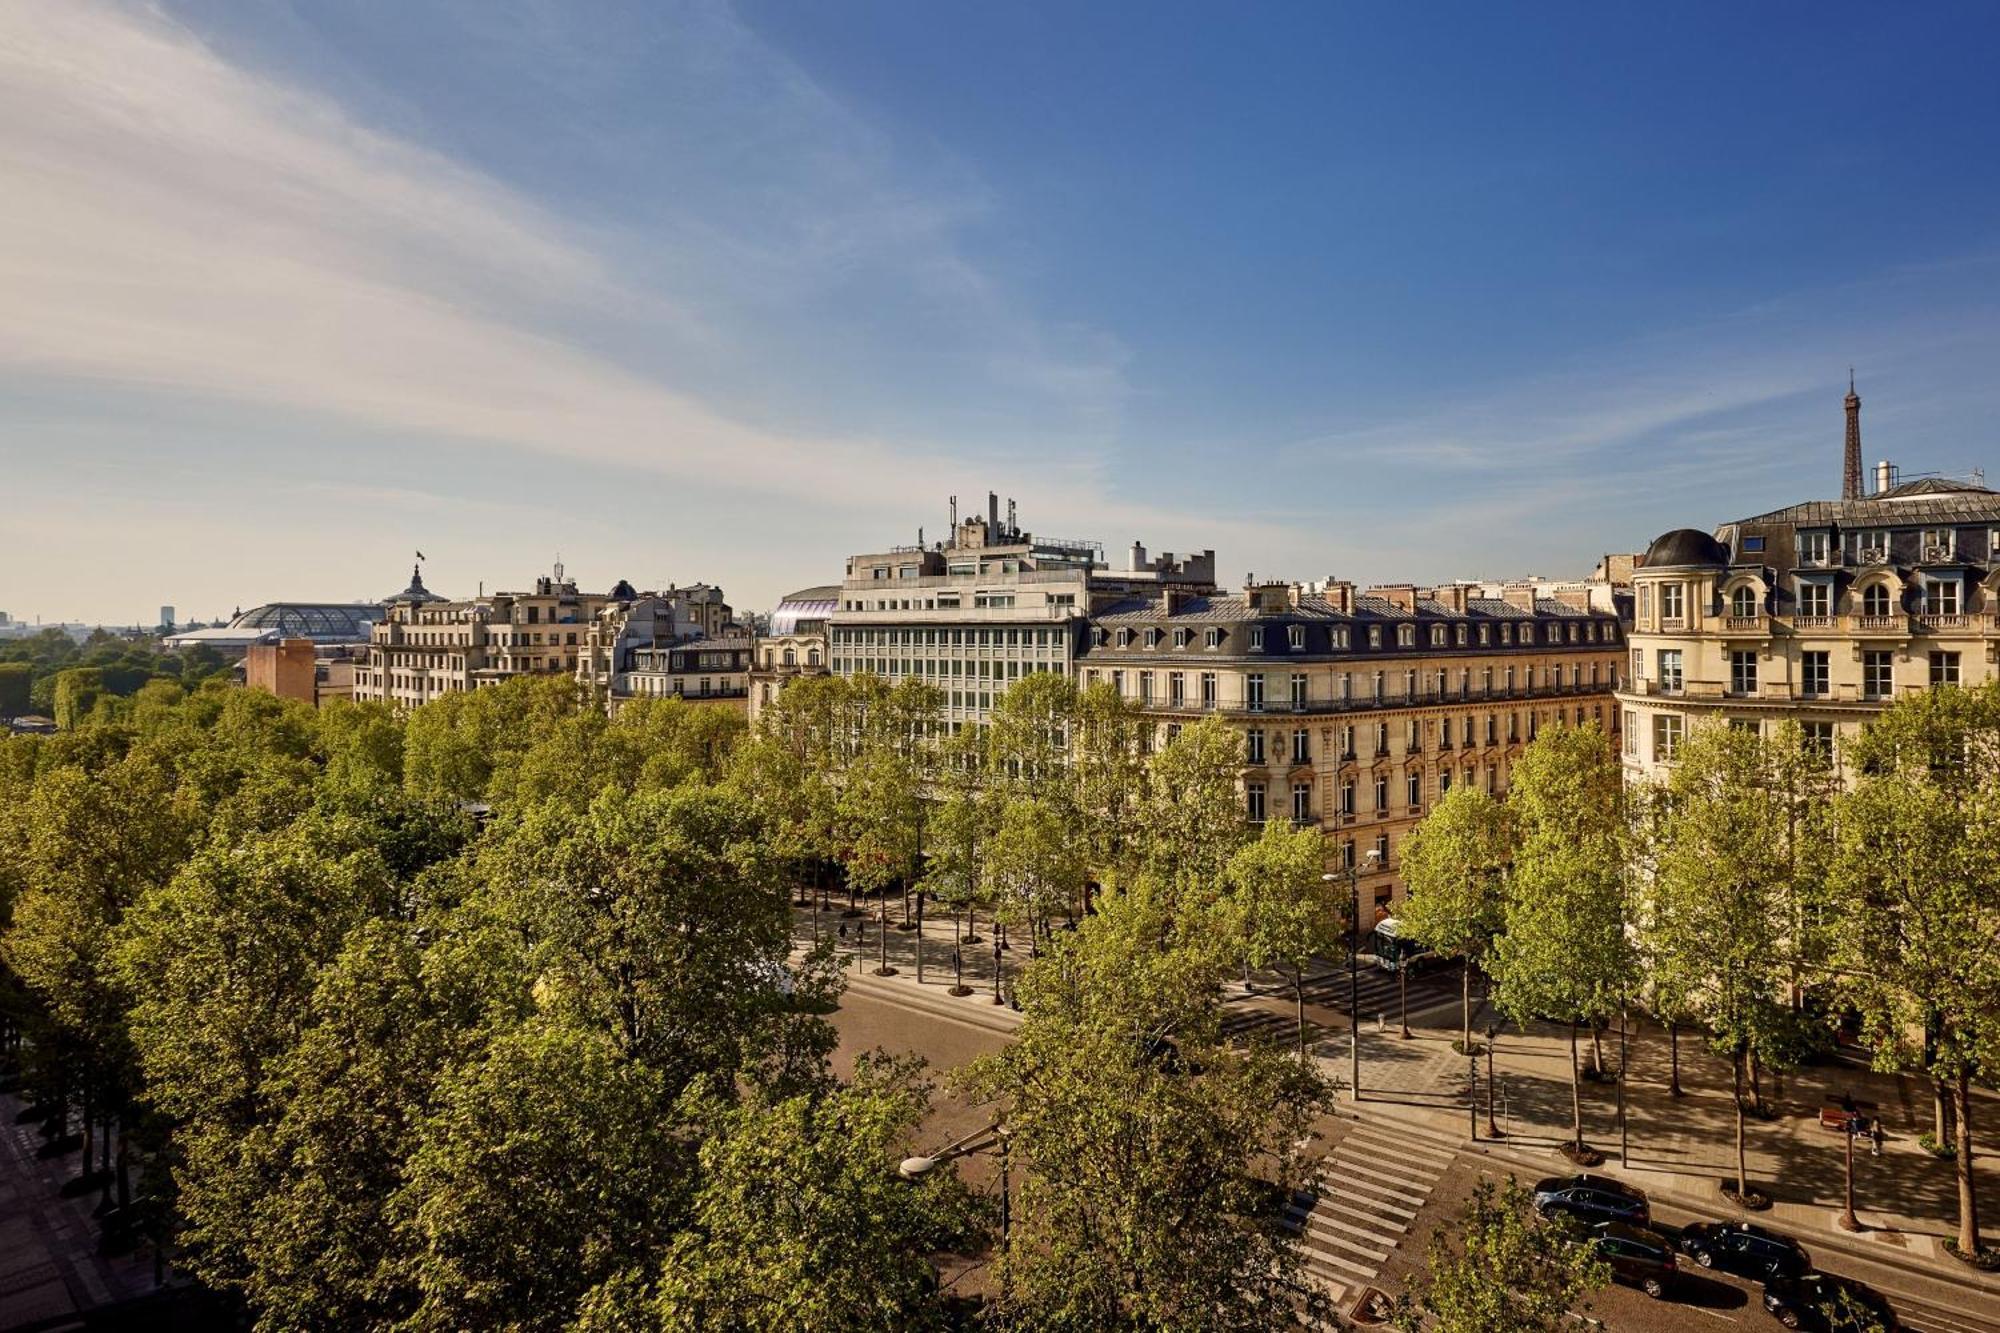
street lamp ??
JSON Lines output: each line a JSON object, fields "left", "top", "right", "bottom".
{"left": 1485, "top": 1022, "right": 1503, "bottom": 1139}
{"left": 902, "top": 1122, "right": 1012, "bottom": 1313}
{"left": 1326, "top": 847, "right": 1382, "bottom": 1104}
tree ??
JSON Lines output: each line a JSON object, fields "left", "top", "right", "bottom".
{"left": 115, "top": 823, "right": 396, "bottom": 1287}
{"left": 1392, "top": 1177, "right": 1607, "bottom": 1333}
{"left": 1638, "top": 721, "right": 1811, "bottom": 1204}
{"left": 1223, "top": 818, "right": 1345, "bottom": 1059}
{"left": 0, "top": 661, "right": 29, "bottom": 717}
{"left": 400, "top": 1023, "right": 690, "bottom": 1333}
{"left": 644, "top": 1055, "right": 981, "bottom": 1332}
{"left": 1398, "top": 785, "right": 1512, "bottom": 1056}
{"left": 1490, "top": 723, "right": 1633, "bottom": 1162}
{"left": 244, "top": 918, "right": 495, "bottom": 1329}
{"left": 52, "top": 666, "right": 103, "bottom": 730}
{"left": 1134, "top": 715, "right": 1246, "bottom": 905}
{"left": 477, "top": 784, "right": 816, "bottom": 1091}
{"left": 987, "top": 794, "right": 1086, "bottom": 958}
{"left": 1831, "top": 684, "right": 2000, "bottom": 1260}
{"left": 963, "top": 888, "right": 1333, "bottom": 1329}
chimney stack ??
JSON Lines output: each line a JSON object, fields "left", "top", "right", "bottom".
{"left": 1874, "top": 459, "right": 1896, "bottom": 495}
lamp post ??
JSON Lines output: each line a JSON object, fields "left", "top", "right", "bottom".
{"left": 902, "top": 1122, "right": 1013, "bottom": 1316}
{"left": 1328, "top": 848, "right": 1382, "bottom": 1104}
{"left": 1485, "top": 1022, "right": 1503, "bottom": 1139}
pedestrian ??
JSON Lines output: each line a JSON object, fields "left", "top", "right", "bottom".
{"left": 1870, "top": 1119, "right": 1883, "bottom": 1158}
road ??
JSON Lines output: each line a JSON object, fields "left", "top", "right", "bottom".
{"left": 1585, "top": 1197, "right": 2000, "bottom": 1333}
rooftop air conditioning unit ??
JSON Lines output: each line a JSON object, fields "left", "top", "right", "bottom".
{"left": 1923, "top": 545, "right": 1953, "bottom": 563}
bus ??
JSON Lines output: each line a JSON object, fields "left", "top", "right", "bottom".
{"left": 1368, "top": 915, "right": 1434, "bottom": 974}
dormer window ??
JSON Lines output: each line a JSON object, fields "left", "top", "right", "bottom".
{"left": 1796, "top": 531, "right": 1830, "bottom": 566}
{"left": 1287, "top": 625, "right": 1305, "bottom": 651}
{"left": 1501, "top": 623, "right": 1514, "bottom": 644}
{"left": 1093, "top": 627, "right": 1109, "bottom": 647}
{"left": 1920, "top": 529, "right": 1956, "bottom": 563}
{"left": 1397, "top": 625, "right": 1416, "bottom": 647}
{"left": 1368, "top": 626, "right": 1382, "bottom": 648}
{"left": 1430, "top": 625, "right": 1446, "bottom": 647}
{"left": 1117, "top": 628, "right": 1133, "bottom": 648}
{"left": 1205, "top": 628, "right": 1222, "bottom": 649}
{"left": 1926, "top": 576, "right": 1961, "bottom": 615}
{"left": 1146, "top": 628, "right": 1162, "bottom": 649}
{"left": 1478, "top": 625, "right": 1490, "bottom": 645}
{"left": 1248, "top": 625, "right": 1266, "bottom": 652}
{"left": 1333, "top": 628, "right": 1350, "bottom": 649}
{"left": 1856, "top": 530, "right": 1889, "bottom": 564}
{"left": 1173, "top": 628, "right": 1190, "bottom": 649}
{"left": 1455, "top": 625, "right": 1468, "bottom": 646}
{"left": 1730, "top": 586, "right": 1757, "bottom": 617}
{"left": 1862, "top": 583, "right": 1892, "bottom": 617}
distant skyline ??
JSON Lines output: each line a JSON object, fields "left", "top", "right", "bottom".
{"left": 5, "top": 1, "right": 2000, "bottom": 625}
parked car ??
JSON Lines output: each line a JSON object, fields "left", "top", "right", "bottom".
{"left": 1531, "top": 1173, "right": 1651, "bottom": 1227}
{"left": 1680, "top": 1221, "right": 1810, "bottom": 1284}
{"left": 1589, "top": 1222, "right": 1679, "bottom": 1299}
{"left": 1762, "top": 1273, "right": 1899, "bottom": 1331}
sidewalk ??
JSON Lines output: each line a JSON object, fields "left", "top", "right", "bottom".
{"left": 0, "top": 1095, "right": 157, "bottom": 1330}
{"left": 791, "top": 900, "right": 1028, "bottom": 1034}
{"left": 1324, "top": 1007, "right": 2000, "bottom": 1299}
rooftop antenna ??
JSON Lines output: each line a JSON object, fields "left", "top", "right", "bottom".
{"left": 950, "top": 495, "right": 958, "bottom": 529}
{"left": 554, "top": 553, "right": 565, "bottom": 584}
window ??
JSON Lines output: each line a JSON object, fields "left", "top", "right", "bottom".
{"left": 1729, "top": 585, "right": 1758, "bottom": 618}
{"left": 1800, "top": 651, "right": 1829, "bottom": 698}
{"left": 1623, "top": 710, "right": 1637, "bottom": 754}
{"left": 1248, "top": 626, "right": 1265, "bottom": 652}
{"left": 1292, "top": 728, "right": 1310, "bottom": 763}
{"left": 1201, "top": 672, "right": 1217, "bottom": 707}
{"left": 1652, "top": 713, "right": 1683, "bottom": 762}
{"left": 1920, "top": 528, "right": 1956, "bottom": 561}
{"left": 1797, "top": 530, "right": 1830, "bottom": 565}
{"left": 1290, "top": 672, "right": 1308, "bottom": 707}
{"left": 1245, "top": 782, "right": 1266, "bottom": 824}
{"left": 1863, "top": 651, "right": 1894, "bottom": 700}
{"left": 1730, "top": 651, "right": 1758, "bottom": 696}
{"left": 1800, "top": 721, "right": 1834, "bottom": 764}
{"left": 1657, "top": 650, "right": 1684, "bottom": 694}
{"left": 1927, "top": 578, "right": 1961, "bottom": 615}
{"left": 1930, "top": 652, "right": 1961, "bottom": 688}
{"left": 1137, "top": 671, "right": 1153, "bottom": 702}
{"left": 1247, "top": 730, "right": 1266, "bottom": 764}
{"left": 1796, "top": 581, "right": 1831, "bottom": 617}
{"left": 1246, "top": 673, "right": 1266, "bottom": 712}
{"left": 1741, "top": 535, "right": 1765, "bottom": 554}
{"left": 1373, "top": 775, "right": 1388, "bottom": 810}
{"left": 1291, "top": 783, "right": 1311, "bottom": 823}
{"left": 1406, "top": 770, "right": 1423, "bottom": 809}
{"left": 1369, "top": 626, "right": 1382, "bottom": 648}
{"left": 1169, "top": 672, "right": 1185, "bottom": 706}
{"left": 1659, "top": 583, "right": 1685, "bottom": 622}
{"left": 1862, "top": 583, "right": 1892, "bottom": 617}
{"left": 1174, "top": 628, "right": 1190, "bottom": 649}
{"left": 1339, "top": 778, "right": 1356, "bottom": 816}
{"left": 1397, "top": 624, "right": 1415, "bottom": 647}
{"left": 1431, "top": 625, "right": 1447, "bottom": 647}
{"left": 1374, "top": 834, "right": 1389, "bottom": 865}
{"left": 1288, "top": 625, "right": 1305, "bottom": 650}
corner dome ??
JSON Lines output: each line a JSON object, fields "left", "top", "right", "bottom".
{"left": 388, "top": 564, "right": 445, "bottom": 604}
{"left": 1642, "top": 528, "right": 1730, "bottom": 569}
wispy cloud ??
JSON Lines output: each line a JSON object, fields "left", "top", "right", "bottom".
{"left": 0, "top": 0, "right": 1147, "bottom": 532}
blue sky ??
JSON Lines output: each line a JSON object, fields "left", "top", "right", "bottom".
{"left": 4, "top": 1, "right": 2000, "bottom": 624}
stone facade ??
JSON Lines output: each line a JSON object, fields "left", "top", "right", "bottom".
{"left": 352, "top": 566, "right": 609, "bottom": 707}
{"left": 827, "top": 494, "right": 1217, "bottom": 727}
{"left": 748, "top": 585, "right": 836, "bottom": 725}
{"left": 1079, "top": 578, "right": 1624, "bottom": 917}
{"left": 1617, "top": 479, "right": 2000, "bottom": 783}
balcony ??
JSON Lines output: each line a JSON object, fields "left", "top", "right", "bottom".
{"left": 1851, "top": 614, "right": 1909, "bottom": 637}
{"left": 1789, "top": 614, "right": 1838, "bottom": 632}
{"left": 1913, "top": 614, "right": 1967, "bottom": 633}
{"left": 1722, "top": 615, "right": 1769, "bottom": 635}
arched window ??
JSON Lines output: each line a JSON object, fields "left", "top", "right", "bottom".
{"left": 1731, "top": 585, "right": 1757, "bottom": 618}
{"left": 1863, "top": 583, "right": 1892, "bottom": 617}
{"left": 807, "top": 648, "right": 821, "bottom": 666}
{"left": 782, "top": 647, "right": 796, "bottom": 667}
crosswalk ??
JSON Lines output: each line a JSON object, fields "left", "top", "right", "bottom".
{"left": 1281, "top": 1121, "right": 1453, "bottom": 1318}
{"left": 1220, "top": 963, "right": 1470, "bottom": 1047}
